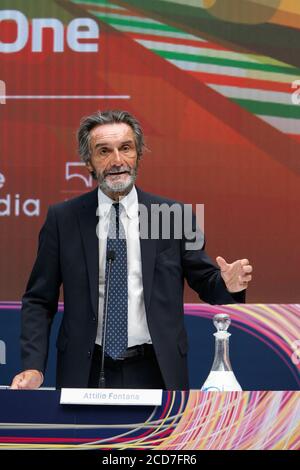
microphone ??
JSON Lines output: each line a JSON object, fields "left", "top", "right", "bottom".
{"left": 99, "top": 250, "right": 116, "bottom": 388}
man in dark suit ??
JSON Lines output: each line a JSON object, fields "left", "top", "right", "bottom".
{"left": 11, "top": 110, "right": 252, "bottom": 390}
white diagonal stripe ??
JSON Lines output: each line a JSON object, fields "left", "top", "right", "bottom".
{"left": 169, "top": 59, "right": 300, "bottom": 83}
{"left": 208, "top": 84, "right": 293, "bottom": 105}
{"left": 259, "top": 115, "right": 300, "bottom": 134}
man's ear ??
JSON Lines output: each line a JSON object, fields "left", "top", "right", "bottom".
{"left": 85, "top": 162, "right": 97, "bottom": 180}
{"left": 85, "top": 161, "right": 92, "bottom": 173}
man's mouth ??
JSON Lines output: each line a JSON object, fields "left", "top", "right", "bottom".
{"left": 106, "top": 171, "right": 130, "bottom": 177}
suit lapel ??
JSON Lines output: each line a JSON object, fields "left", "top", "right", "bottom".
{"left": 77, "top": 188, "right": 99, "bottom": 317}
{"left": 136, "top": 188, "right": 157, "bottom": 315}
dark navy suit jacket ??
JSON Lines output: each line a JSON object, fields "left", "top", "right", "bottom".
{"left": 20, "top": 187, "right": 244, "bottom": 389}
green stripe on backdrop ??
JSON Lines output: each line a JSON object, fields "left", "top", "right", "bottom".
{"left": 233, "top": 99, "right": 300, "bottom": 119}
{"left": 154, "top": 50, "right": 300, "bottom": 76}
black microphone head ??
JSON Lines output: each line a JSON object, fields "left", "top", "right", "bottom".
{"left": 107, "top": 250, "right": 116, "bottom": 261}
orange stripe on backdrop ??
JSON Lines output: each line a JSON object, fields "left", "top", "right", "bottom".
{"left": 187, "top": 71, "right": 294, "bottom": 93}
{"left": 270, "top": 0, "right": 300, "bottom": 30}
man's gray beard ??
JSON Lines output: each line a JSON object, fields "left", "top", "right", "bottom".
{"left": 97, "top": 171, "right": 137, "bottom": 194}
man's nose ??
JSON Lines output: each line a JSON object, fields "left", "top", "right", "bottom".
{"left": 110, "top": 149, "right": 123, "bottom": 165}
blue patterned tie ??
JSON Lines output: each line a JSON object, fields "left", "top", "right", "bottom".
{"left": 104, "top": 203, "right": 128, "bottom": 359}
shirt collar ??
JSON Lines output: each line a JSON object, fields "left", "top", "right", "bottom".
{"left": 97, "top": 186, "right": 138, "bottom": 219}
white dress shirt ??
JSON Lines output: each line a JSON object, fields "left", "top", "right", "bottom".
{"left": 95, "top": 186, "right": 152, "bottom": 347}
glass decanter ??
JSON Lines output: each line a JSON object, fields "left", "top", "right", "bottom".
{"left": 201, "top": 313, "right": 242, "bottom": 391}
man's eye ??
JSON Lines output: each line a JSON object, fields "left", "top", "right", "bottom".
{"left": 100, "top": 148, "right": 108, "bottom": 155}
{"left": 122, "top": 145, "right": 130, "bottom": 151}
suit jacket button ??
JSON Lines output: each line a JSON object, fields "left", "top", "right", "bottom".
{"left": 92, "top": 316, "right": 96, "bottom": 322}
{"left": 88, "top": 350, "right": 91, "bottom": 358}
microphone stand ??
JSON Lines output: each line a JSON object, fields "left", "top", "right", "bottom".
{"left": 99, "top": 250, "right": 115, "bottom": 388}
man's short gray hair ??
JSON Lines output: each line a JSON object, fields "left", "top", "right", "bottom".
{"left": 77, "top": 110, "right": 145, "bottom": 163}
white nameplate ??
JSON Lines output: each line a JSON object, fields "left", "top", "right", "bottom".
{"left": 60, "top": 388, "right": 163, "bottom": 406}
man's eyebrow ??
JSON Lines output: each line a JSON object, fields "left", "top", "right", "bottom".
{"left": 94, "top": 140, "right": 134, "bottom": 149}
{"left": 94, "top": 142, "right": 109, "bottom": 149}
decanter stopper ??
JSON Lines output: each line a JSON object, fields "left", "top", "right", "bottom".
{"left": 214, "top": 313, "right": 231, "bottom": 332}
